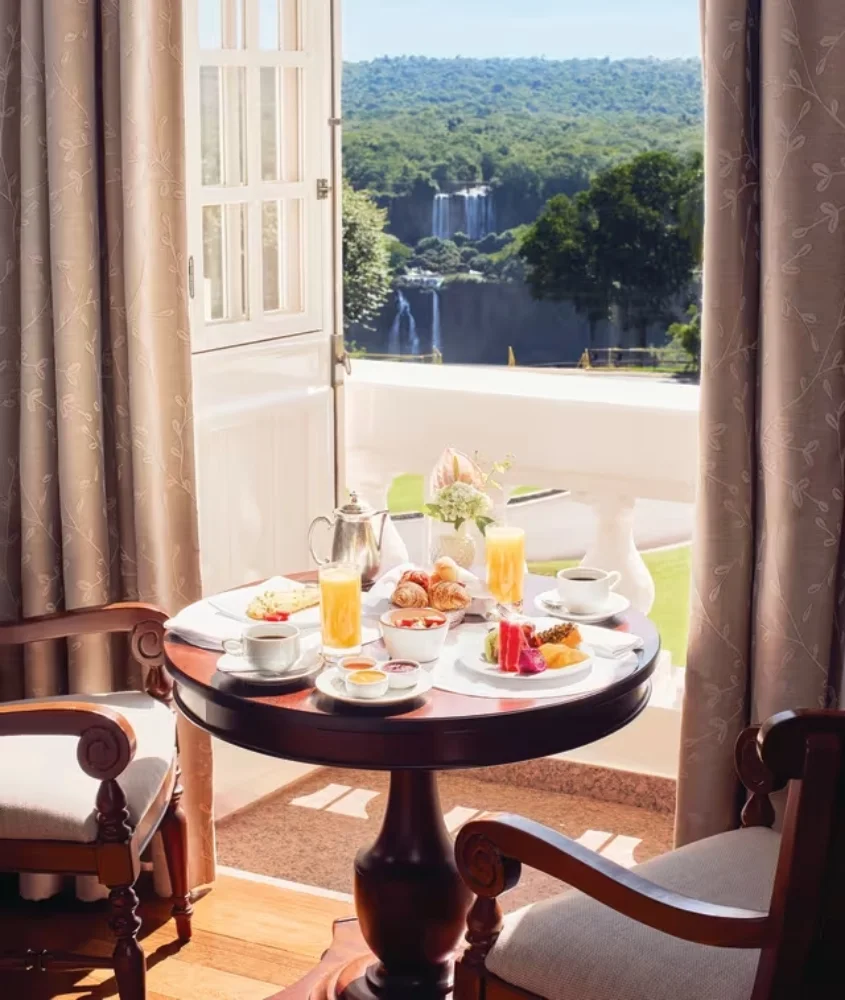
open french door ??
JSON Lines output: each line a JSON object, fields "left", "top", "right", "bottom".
{"left": 183, "top": 0, "right": 345, "bottom": 593}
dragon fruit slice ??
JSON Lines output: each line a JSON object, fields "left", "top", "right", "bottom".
{"left": 518, "top": 647, "right": 547, "bottom": 675}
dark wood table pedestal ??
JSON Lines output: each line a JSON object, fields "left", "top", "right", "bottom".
{"left": 351, "top": 770, "right": 472, "bottom": 999}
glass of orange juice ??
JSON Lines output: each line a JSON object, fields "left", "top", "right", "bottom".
{"left": 319, "top": 562, "right": 362, "bottom": 657}
{"left": 486, "top": 526, "right": 526, "bottom": 612}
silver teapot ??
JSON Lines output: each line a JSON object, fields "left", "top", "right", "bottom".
{"left": 308, "top": 492, "right": 389, "bottom": 587}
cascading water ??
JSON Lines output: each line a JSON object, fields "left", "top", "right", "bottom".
{"left": 388, "top": 290, "right": 417, "bottom": 356}
{"left": 431, "top": 289, "right": 442, "bottom": 354}
{"left": 431, "top": 186, "right": 495, "bottom": 240}
{"left": 432, "top": 194, "right": 451, "bottom": 240}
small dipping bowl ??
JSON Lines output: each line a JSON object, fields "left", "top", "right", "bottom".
{"left": 382, "top": 659, "right": 421, "bottom": 690}
{"left": 339, "top": 654, "right": 379, "bottom": 675}
{"left": 344, "top": 669, "right": 389, "bottom": 700}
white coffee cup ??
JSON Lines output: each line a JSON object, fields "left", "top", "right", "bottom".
{"left": 556, "top": 567, "right": 622, "bottom": 613}
{"left": 222, "top": 623, "right": 301, "bottom": 674}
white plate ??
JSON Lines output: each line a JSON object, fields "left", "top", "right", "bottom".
{"left": 208, "top": 576, "right": 382, "bottom": 645}
{"left": 535, "top": 589, "right": 631, "bottom": 624}
{"left": 216, "top": 647, "right": 323, "bottom": 680}
{"left": 314, "top": 667, "right": 433, "bottom": 706}
{"left": 453, "top": 618, "right": 595, "bottom": 686}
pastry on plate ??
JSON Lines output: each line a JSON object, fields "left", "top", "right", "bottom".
{"left": 400, "top": 569, "right": 432, "bottom": 592}
{"left": 246, "top": 587, "right": 320, "bottom": 620}
{"left": 430, "top": 580, "right": 471, "bottom": 612}
{"left": 431, "top": 556, "right": 459, "bottom": 585}
{"left": 392, "top": 581, "right": 429, "bottom": 608}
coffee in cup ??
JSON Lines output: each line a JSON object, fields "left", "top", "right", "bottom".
{"left": 222, "top": 622, "right": 301, "bottom": 674}
{"left": 556, "top": 567, "right": 621, "bottom": 614}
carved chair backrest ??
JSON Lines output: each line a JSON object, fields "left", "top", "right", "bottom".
{"left": 752, "top": 710, "right": 845, "bottom": 994}
{"left": 0, "top": 605, "right": 171, "bottom": 706}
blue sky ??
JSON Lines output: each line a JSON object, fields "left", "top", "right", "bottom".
{"left": 343, "top": 0, "right": 700, "bottom": 62}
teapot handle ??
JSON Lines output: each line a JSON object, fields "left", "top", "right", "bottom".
{"left": 375, "top": 509, "right": 390, "bottom": 551}
{"left": 308, "top": 516, "right": 334, "bottom": 566}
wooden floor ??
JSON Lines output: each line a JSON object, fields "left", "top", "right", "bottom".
{"left": 0, "top": 871, "right": 353, "bottom": 999}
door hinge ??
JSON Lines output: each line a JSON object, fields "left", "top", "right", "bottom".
{"left": 333, "top": 333, "right": 352, "bottom": 375}
{"left": 188, "top": 255, "right": 195, "bottom": 299}
{"left": 328, "top": 117, "right": 342, "bottom": 127}
{"left": 317, "top": 178, "right": 332, "bottom": 200}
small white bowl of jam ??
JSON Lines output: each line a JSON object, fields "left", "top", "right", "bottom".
{"left": 382, "top": 659, "right": 421, "bottom": 689}
{"left": 344, "top": 668, "right": 390, "bottom": 700}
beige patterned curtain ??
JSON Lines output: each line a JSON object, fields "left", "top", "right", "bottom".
{"left": 677, "top": 0, "right": 845, "bottom": 845}
{"left": 0, "top": 0, "right": 214, "bottom": 889}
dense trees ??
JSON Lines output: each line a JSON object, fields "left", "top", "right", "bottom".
{"left": 343, "top": 58, "right": 703, "bottom": 200}
{"left": 341, "top": 182, "right": 392, "bottom": 329}
{"left": 521, "top": 152, "right": 700, "bottom": 346}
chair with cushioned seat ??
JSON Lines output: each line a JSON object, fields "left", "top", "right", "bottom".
{"left": 454, "top": 710, "right": 845, "bottom": 1000}
{"left": 0, "top": 604, "right": 192, "bottom": 1000}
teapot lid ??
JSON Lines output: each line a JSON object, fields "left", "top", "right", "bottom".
{"left": 337, "top": 490, "right": 374, "bottom": 520}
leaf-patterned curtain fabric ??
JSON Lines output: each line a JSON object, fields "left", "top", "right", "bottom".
{"left": 678, "top": 0, "right": 845, "bottom": 844}
{"left": 0, "top": 1, "right": 214, "bottom": 889}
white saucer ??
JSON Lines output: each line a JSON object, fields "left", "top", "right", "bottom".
{"left": 216, "top": 647, "right": 323, "bottom": 680}
{"left": 535, "top": 589, "right": 631, "bottom": 624}
{"left": 314, "top": 667, "right": 433, "bottom": 707}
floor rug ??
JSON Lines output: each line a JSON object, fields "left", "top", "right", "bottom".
{"left": 216, "top": 767, "right": 674, "bottom": 912}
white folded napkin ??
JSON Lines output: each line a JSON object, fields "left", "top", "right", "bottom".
{"left": 165, "top": 600, "right": 244, "bottom": 651}
{"left": 578, "top": 624, "right": 644, "bottom": 660}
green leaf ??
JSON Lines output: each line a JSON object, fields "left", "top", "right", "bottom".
{"left": 424, "top": 503, "right": 444, "bottom": 520}
{"left": 453, "top": 517, "right": 465, "bottom": 531}
{"left": 475, "top": 516, "right": 495, "bottom": 536}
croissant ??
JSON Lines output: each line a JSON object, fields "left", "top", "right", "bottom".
{"left": 392, "top": 582, "right": 429, "bottom": 608}
{"left": 430, "top": 556, "right": 459, "bottom": 586}
{"left": 400, "top": 569, "right": 432, "bottom": 593}
{"left": 430, "top": 581, "right": 471, "bottom": 612}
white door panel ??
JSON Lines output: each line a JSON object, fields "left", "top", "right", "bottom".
{"left": 185, "top": 0, "right": 331, "bottom": 353}
{"left": 193, "top": 334, "right": 335, "bottom": 593}
{"left": 185, "top": 0, "right": 340, "bottom": 592}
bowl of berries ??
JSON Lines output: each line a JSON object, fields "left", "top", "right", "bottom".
{"left": 379, "top": 608, "right": 449, "bottom": 663}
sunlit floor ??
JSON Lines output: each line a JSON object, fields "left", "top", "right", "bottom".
{"left": 0, "top": 870, "right": 352, "bottom": 1000}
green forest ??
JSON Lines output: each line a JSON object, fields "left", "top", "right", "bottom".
{"left": 342, "top": 57, "right": 705, "bottom": 366}
{"left": 343, "top": 57, "right": 703, "bottom": 198}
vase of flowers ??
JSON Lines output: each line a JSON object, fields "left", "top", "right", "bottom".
{"left": 425, "top": 449, "right": 512, "bottom": 569}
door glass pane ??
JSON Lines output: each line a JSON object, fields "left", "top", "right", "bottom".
{"left": 258, "top": 0, "right": 301, "bottom": 51}
{"left": 260, "top": 67, "right": 301, "bottom": 182}
{"left": 259, "top": 0, "right": 279, "bottom": 50}
{"left": 263, "top": 199, "right": 303, "bottom": 314}
{"left": 199, "top": 0, "right": 244, "bottom": 49}
{"left": 203, "top": 204, "right": 249, "bottom": 323}
{"left": 200, "top": 66, "right": 247, "bottom": 186}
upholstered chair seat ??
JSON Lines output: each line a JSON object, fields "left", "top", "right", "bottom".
{"left": 0, "top": 692, "right": 176, "bottom": 843}
{"left": 485, "top": 827, "right": 780, "bottom": 1000}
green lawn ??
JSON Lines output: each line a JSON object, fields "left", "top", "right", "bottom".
{"left": 387, "top": 474, "right": 691, "bottom": 664}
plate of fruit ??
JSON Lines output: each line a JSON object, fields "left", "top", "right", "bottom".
{"left": 460, "top": 618, "right": 593, "bottom": 684}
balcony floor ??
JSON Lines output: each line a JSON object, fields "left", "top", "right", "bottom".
{"left": 217, "top": 766, "right": 674, "bottom": 913}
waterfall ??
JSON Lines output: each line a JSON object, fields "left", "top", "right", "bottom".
{"left": 388, "top": 290, "right": 417, "bottom": 356}
{"left": 432, "top": 194, "right": 451, "bottom": 240}
{"left": 431, "top": 187, "right": 495, "bottom": 241}
{"left": 431, "top": 289, "right": 441, "bottom": 354}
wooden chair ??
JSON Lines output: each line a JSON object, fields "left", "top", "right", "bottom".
{"left": 454, "top": 709, "right": 845, "bottom": 1000}
{"left": 0, "top": 603, "right": 192, "bottom": 1000}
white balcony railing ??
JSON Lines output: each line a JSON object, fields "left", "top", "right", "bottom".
{"left": 346, "top": 360, "right": 700, "bottom": 615}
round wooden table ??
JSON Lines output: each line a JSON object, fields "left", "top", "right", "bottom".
{"left": 165, "top": 574, "right": 660, "bottom": 1000}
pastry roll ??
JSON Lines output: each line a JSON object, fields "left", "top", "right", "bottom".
{"left": 430, "top": 581, "right": 471, "bottom": 611}
{"left": 392, "top": 582, "right": 429, "bottom": 608}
